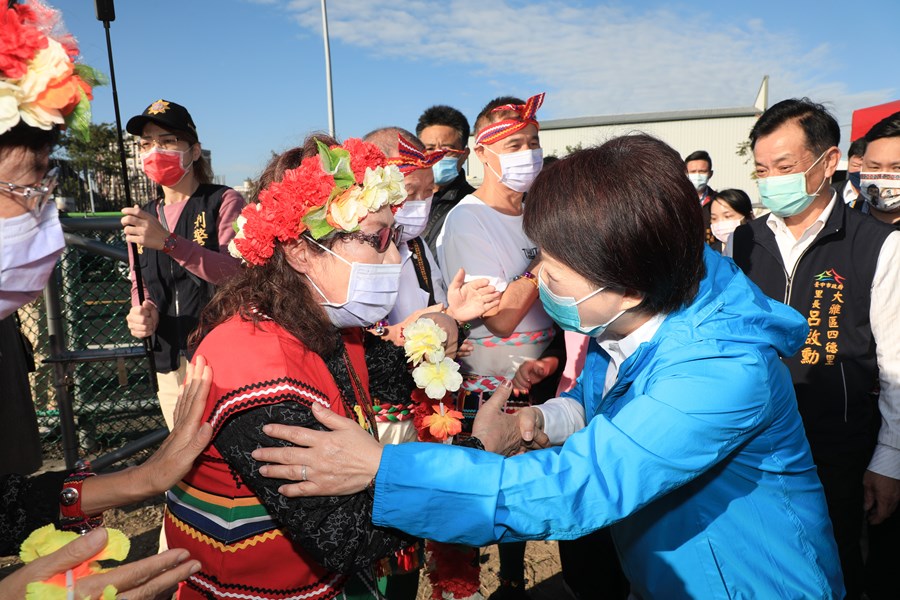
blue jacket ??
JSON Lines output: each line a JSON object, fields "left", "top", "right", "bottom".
{"left": 373, "top": 248, "right": 843, "bottom": 599}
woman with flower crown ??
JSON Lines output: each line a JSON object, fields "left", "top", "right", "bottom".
{"left": 166, "top": 134, "right": 466, "bottom": 600}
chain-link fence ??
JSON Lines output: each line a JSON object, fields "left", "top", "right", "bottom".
{"left": 18, "top": 215, "right": 164, "bottom": 469}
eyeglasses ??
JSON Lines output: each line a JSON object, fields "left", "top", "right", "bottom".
{"left": 342, "top": 224, "right": 403, "bottom": 252}
{"left": 138, "top": 135, "right": 184, "bottom": 152}
{"left": 0, "top": 167, "right": 59, "bottom": 216}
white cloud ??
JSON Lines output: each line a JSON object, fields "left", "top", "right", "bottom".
{"left": 274, "top": 0, "right": 894, "bottom": 140}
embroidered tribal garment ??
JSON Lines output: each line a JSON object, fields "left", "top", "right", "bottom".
{"left": 166, "top": 317, "right": 410, "bottom": 600}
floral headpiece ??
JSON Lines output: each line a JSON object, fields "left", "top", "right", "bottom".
{"left": 0, "top": 0, "right": 104, "bottom": 142}
{"left": 229, "top": 138, "right": 408, "bottom": 266}
{"left": 385, "top": 134, "right": 448, "bottom": 174}
{"left": 474, "top": 92, "right": 545, "bottom": 146}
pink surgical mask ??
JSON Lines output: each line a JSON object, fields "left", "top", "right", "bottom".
{"left": 141, "top": 147, "right": 192, "bottom": 187}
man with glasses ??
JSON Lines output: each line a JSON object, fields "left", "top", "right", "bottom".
{"left": 416, "top": 105, "right": 476, "bottom": 256}
{"left": 729, "top": 98, "right": 900, "bottom": 599}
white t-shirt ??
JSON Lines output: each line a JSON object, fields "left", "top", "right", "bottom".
{"left": 436, "top": 193, "right": 553, "bottom": 377}
{"left": 388, "top": 238, "right": 447, "bottom": 325}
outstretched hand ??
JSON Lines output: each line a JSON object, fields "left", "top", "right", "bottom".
{"left": 252, "top": 403, "right": 383, "bottom": 498}
{"left": 142, "top": 356, "right": 213, "bottom": 495}
{"left": 445, "top": 268, "right": 501, "bottom": 323}
{"left": 511, "top": 357, "right": 559, "bottom": 396}
{"left": 0, "top": 528, "right": 200, "bottom": 600}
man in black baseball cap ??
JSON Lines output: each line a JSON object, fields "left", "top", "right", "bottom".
{"left": 126, "top": 99, "right": 197, "bottom": 136}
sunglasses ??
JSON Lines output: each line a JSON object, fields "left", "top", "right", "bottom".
{"left": 0, "top": 167, "right": 59, "bottom": 217}
{"left": 342, "top": 224, "right": 403, "bottom": 253}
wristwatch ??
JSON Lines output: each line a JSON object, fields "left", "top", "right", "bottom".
{"left": 162, "top": 232, "right": 178, "bottom": 254}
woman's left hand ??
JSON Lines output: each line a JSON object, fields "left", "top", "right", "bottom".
{"left": 252, "top": 403, "right": 383, "bottom": 497}
{"left": 140, "top": 356, "right": 213, "bottom": 495}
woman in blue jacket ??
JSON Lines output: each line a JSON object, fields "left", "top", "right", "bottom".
{"left": 253, "top": 134, "right": 843, "bottom": 599}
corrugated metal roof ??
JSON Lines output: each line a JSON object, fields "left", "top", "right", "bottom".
{"left": 540, "top": 106, "right": 761, "bottom": 130}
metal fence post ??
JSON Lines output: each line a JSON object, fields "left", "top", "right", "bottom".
{"left": 43, "top": 263, "right": 79, "bottom": 469}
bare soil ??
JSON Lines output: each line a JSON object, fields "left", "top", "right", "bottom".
{"left": 1, "top": 499, "right": 573, "bottom": 599}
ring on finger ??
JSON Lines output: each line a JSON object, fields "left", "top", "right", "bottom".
{"left": 300, "top": 464, "right": 308, "bottom": 482}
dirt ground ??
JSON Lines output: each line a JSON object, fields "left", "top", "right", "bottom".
{"left": 0, "top": 499, "right": 574, "bottom": 600}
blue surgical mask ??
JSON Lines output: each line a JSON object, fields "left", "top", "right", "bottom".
{"left": 537, "top": 266, "right": 625, "bottom": 337}
{"left": 756, "top": 151, "right": 828, "bottom": 218}
{"left": 847, "top": 170, "right": 861, "bottom": 192}
{"left": 432, "top": 156, "right": 459, "bottom": 186}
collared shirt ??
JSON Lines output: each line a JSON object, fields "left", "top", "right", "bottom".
{"left": 726, "top": 194, "right": 900, "bottom": 479}
{"left": 540, "top": 313, "right": 666, "bottom": 445}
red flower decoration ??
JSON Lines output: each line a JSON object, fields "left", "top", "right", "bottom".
{"left": 0, "top": 5, "right": 48, "bottom": 79}
{"left": 342, "top": 137, "right": 388, "bottom": 182}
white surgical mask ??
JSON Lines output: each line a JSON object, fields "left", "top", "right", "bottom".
{"left": 394, "top": 195, "right": 433, "bottom": 242}
{"left": 756, "top": 151, "right": 828, "bottom": 218}
{"left": 859, "top": 172, "right": 900, "bottom": 213}
{"left": 1, "top": 201, "right": 65, "bottom": 319}
{"left": 305, "top": 239, "right": 401, "bottom": 328}
{"left": 687, "top": 172, "right": 709, "bottom": 191}
{"left": 710, "top": 219, "right": 743, "bottom": 245}
{"left": 483, "top": 146, "right": 543, "bottom": 193}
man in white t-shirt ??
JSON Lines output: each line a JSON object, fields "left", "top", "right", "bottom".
{"left": 436, "top": 92, "right": 554, "bottom": 599}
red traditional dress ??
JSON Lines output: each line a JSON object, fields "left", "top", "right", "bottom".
{"left": 166, "top": 316, "right": 409, "bottom": 600}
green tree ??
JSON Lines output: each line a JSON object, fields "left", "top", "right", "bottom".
{"left": 56, "top": 123, "right": 158, "bottom": 211}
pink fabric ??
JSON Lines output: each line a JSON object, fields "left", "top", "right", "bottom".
{"left": 129, "top": 188, "right": 245, "bottom": 306}
{"left": 556, "top": 331, "right": 590, "bottom": 395}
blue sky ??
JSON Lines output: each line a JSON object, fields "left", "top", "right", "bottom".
{"left": 62, "top": 0, "right": 898, "bottom": 187}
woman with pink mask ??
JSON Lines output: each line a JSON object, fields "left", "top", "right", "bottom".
{"left": 120, "top": 100, "right": 245, "bottom": 430}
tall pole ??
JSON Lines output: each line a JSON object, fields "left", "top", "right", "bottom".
{"left": 321, "top": 0, "right": 335, "bottom": 137}
{"left": 95, "top": 0, "right": 158, "bottom": 391}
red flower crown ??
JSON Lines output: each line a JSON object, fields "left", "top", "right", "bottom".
{"left": 229, "top": 138, "right": 408, "bottom": 266}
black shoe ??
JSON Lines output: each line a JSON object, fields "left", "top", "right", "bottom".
{"left": 487, "top": 578, "right": 530, "bottom": 600}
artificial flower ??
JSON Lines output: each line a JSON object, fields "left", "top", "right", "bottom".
{"left": 0, "top": 4, "right": 47, "bottom": 80}
{"left": 21, "top": 524, "right": 129, "bottom": 600}
{"left": 422, "top": 404, "right": 464, "bottom": 440}
{"left": 228, "top": 214, "right": 248, "bottom": 260}
{"left": 413, "top": 357, "right": 463, "bottom": 400}
{"left": 328, "top": 186, "right": 369, "bottom": 232}
{"left": 343, "top": 137, "right": 389, "bottom": 183}
{"left": 403, "top": 318, "right": 446, "bottom": 364}
{"left": 0, "top": 81, "right": 22, "bottom": 133}
{"left": 0, "top": 1, "right": 102, "bottom": 141}
{"left": 232, "top": 138, "right": 404, "bottom": 265}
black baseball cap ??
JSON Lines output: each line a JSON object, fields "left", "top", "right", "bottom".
{"left": 126, "top": 99, "right": 197, "bottom": 137}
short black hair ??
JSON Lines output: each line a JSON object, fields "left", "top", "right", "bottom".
{"left": 416, "top": 105, "right": 470, "bottom": 147}
{"left": 684, "top": 150, "right": 712, "bottom": 170}
{"left": 524, "top": 134, "right": 705, "bottom": 315}
{"left": 0, "top": 121, "right": 59, "bottom": 157}
{"left": 865, "top": 111, "right": 900, "bottom": 144}
{"left": 714, "top": 189, "right": 754, "bottom": 221}
{"left": 848, "top": 137, "right": 868, "bottom": 158}
{"left": 474, "top": 96, "right": 525, "bottom": 139}
{"left": 750, "top": 98, "right": 840, "bottom": 155}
